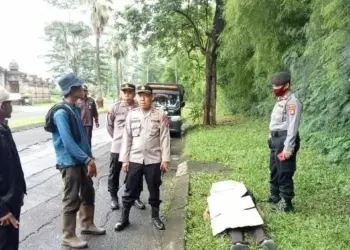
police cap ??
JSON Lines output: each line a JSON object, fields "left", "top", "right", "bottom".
{"left": 121, "top": 83, "right": 136, "bottom": 91}
{"left": 136, "top": 85, "right": 152, "bottom": 95}
{"left": 271, "top": 72, "right": 291, "bottom": 86}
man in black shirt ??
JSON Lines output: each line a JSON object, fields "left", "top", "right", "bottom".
{"left": 0, "top": 86, "right": 27, "bottom": 250}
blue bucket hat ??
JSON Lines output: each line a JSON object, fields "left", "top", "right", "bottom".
{"left": 57, "top": 73, "right": 84, "bottom": 96}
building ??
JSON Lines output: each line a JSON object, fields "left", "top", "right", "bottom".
{"left": 0, "top": 61, "right": 51, "bottom": 101}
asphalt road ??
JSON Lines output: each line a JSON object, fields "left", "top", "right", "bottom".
{"left": 11, "top": 113, "right": 184, "bottom": 250}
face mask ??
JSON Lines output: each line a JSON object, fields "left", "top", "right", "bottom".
{"left": 273, "top": 85, "right": 288, "bottom": 96}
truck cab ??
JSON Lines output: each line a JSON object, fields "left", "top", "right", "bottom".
{"left": 146, "top": 83, "right": 185, "bottom": 137}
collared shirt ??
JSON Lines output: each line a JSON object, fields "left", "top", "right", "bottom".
{"left": 76, "top": 97, "right": 98, "bottom": 127}
{"left": 119, "top": 107, "right": 171, "bottom": 165}
{"left": 53, "top": 102, "right": 92, "bottom": 167}
{"left": 107, "top": 101, "right": 138, "bottom": 153}
{"left": 269, "top": 91, "right": 302, "bottom": 152}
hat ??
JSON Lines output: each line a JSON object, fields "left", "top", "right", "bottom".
{"left": 57, "top": 73, "right": 84, "bottom": 96}
{"left": 0, "top": 86, "right": 16, "bottom": 103}
{"left": 83, "top": 84, "right": 88, "bottom": 91}
{"left": 121, "top": 83, "right": 136, "bottom": 91}
{"left": 136, "top": 85, "right": 152, "bottom": 95}
{"left": 271, "top": 72, "right": 291, "bottom": 86}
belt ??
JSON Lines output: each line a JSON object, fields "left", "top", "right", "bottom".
{"left": 270, "top": 130, "right": 287, "bottom": 137}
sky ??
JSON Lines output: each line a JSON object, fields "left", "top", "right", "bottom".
{"left": 0, "top": 0, "right": 128, "bottom": 79}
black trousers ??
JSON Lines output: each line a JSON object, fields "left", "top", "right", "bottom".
{"left": 0, "top": 211, "right": 20, "bottom": 250}
{"left": 228, "top": 226, "right": 267, "bottom": 245}
{"left": 108, "top": 153, "right": 143, "bottom": 198}
{"left": 269, "top": 134, "right": 300, "bottom": 201}
{"left": 122, "top": 162, "right": 162, "bottom": 208}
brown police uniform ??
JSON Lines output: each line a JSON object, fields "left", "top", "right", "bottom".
{"left": 76, "top": 87, "right": 98, "bottom": 147}
{"left": 106, "top": 83, "right": 144, "bottom": 210}
{"left": 115, "top": 85, "right": 171, "bottom": 232}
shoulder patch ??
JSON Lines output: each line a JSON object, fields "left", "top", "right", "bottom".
{"left": 162, "top": 113, "right": 169, "bottom": 127}
{"left": 288, "top": 104, "right": 296, "bottom": 115}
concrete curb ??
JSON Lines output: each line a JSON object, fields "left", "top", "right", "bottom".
{"left": 161, "top": 161, "right": 189, "bottom": 250}
{"left": 11, "top": 110, "right": 108, "bottom": 133}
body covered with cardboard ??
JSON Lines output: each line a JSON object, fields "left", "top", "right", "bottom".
{"left": 207, "top": 180, "right": 264, "bottom": 236}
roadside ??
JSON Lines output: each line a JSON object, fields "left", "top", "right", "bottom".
{"left": 183, "top": 115, "right": 350, "bottom": 250}
{"left": 15, "top": 117, "right": 185, "bottom": 250}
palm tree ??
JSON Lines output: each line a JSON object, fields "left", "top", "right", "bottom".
{"left": 109, "top": 37, "right": 128, "bottom": 100}
{"left": 80, "top": 0, "right": 112, "bottom": 100}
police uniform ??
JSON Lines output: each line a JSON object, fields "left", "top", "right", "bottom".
{"left": 76, "top": 85, "right": 99, "bottom": 147}
{"left": 106, "top": 83, "right": 145, "bottom": 210}
{"left": 115, "top": 85, "right": 171, "bottom": 231}
{"left": 268, "top": 72, "right": 302, "bottom": 212}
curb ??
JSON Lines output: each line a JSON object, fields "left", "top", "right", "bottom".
{"left": 11, "top": 110, "right": 108, "bottom": 133}
{"left": 161, "top": 161, "right": 189, "bottom": 250}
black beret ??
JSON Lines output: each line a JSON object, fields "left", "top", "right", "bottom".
{"left": 271, "top": 72, "right": 291, "bottom": 85}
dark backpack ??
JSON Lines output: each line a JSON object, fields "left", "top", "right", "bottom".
{"left": 44, "top": 102, "right": 81, "bottom": 143}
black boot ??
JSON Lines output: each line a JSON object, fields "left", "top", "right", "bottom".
{"left": 110, "top": 193, "right": 119, "bottom": 210}
{"left": 151, "top": 207, "right": 165, "bottom": 230}
{"left": 114, "top": 207, "right": 130, "bottom": 231}
{"left": 134, "top": 199, "right": 145, "bottom": 210}
{"left": 265, "top": 195, "right": 281, "bottom": 204}
{"left": 272, "top": 198, "right": 294, "bottom": 213}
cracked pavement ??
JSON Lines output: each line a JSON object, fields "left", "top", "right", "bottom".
{"left": 12, "top": 113, "right": 184, "bottom": 250}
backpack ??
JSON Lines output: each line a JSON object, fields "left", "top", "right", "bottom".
{"left": 44, "top": 102, "right": 81, "bottom": 143}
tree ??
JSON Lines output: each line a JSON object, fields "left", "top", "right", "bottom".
{"left": 80, "top": 0, "right": 113, "bottom": 98}
{"left": 43, "top": 21, "right": 95, "bottom": 81}
{"left": 115, "top": 0, "right": 225, "bottom": 125}
{"left": 109, "top": 36, "right": 128, "bottom": 98}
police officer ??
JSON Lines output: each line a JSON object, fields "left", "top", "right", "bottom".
{"left": 267, "top": 72, "right": 302, "bottom": 213}
{"left": 107, "top": 83, "right": 145, "bottom": 210}
{"left": 115, "top": 85, "right": 171, "bottom": 231}
{"left": 76, "top": 85, "right": 99, "bottom": 147}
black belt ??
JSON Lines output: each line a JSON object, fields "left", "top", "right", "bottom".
{"left": 270, "top": 130, "right": 287, "bottom": 137}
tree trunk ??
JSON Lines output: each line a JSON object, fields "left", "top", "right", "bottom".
{"left": 203, "top": 0, "right": 224, "bottom": 126}
{"left": 203, "top": 55, "right": 212, "bottom": 126}
{"left": 115, "top": 57, "right": 120, "bottom": 101}
{"left": 203, "top": 53, "right": 217, "bottom": 126}
{"left": 210, "top": 58, "right": 217, "bottom": 125}
{"left": 96, "top": 36, "right": 102, "bottom": 98}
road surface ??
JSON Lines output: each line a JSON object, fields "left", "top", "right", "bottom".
{"left": 12, "top": 113, "right": 184, "bottom": 250}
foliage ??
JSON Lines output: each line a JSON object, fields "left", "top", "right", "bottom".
{"left": 185, "top": 116, "right": 350, "bottom": 250}
{"left": 219, "top": 0, "right": 350, "bottom": 163}
{"left": 43, "top": 21, "right": 94, "bottom": 79}
{"left": 115, "top": 0, "right": 224, "bottom": 125}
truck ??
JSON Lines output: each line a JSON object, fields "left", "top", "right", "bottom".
{"left": 146, "top": 82, "right": 185, "bottom": 137}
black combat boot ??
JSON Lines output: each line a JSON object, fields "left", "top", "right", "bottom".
{"left": 151, "top": 207, "right": 165, "bottom": 230}
{"left": 114, "top": 207, "right": 130, "bottom": 231}
{"left": 266, "top": 195, "right": 281, "bottom": 204}
{"left": 110, "top": 193, "right": 119, "bottom": 210}
{"left": 272, "top": 198, "right": 294, "bottom": 213}
{"left": 134, "top": 199, "right": 145, "bottom": 210}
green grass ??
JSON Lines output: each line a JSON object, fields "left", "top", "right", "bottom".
{"left": 8, "top": 116, "right": 44, "bottom": 128}
{"left": 185, "top": 116, "right": 350, "bottom": 250}
{"left": 8, "top": 107, "right": 109, "bottom": 129}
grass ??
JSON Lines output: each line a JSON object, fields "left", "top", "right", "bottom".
{"left": 184, "top": 115, "right": 350, "bottom": 250}
{"left": 8, "top": 107, "right": 109, "bottom": 129}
